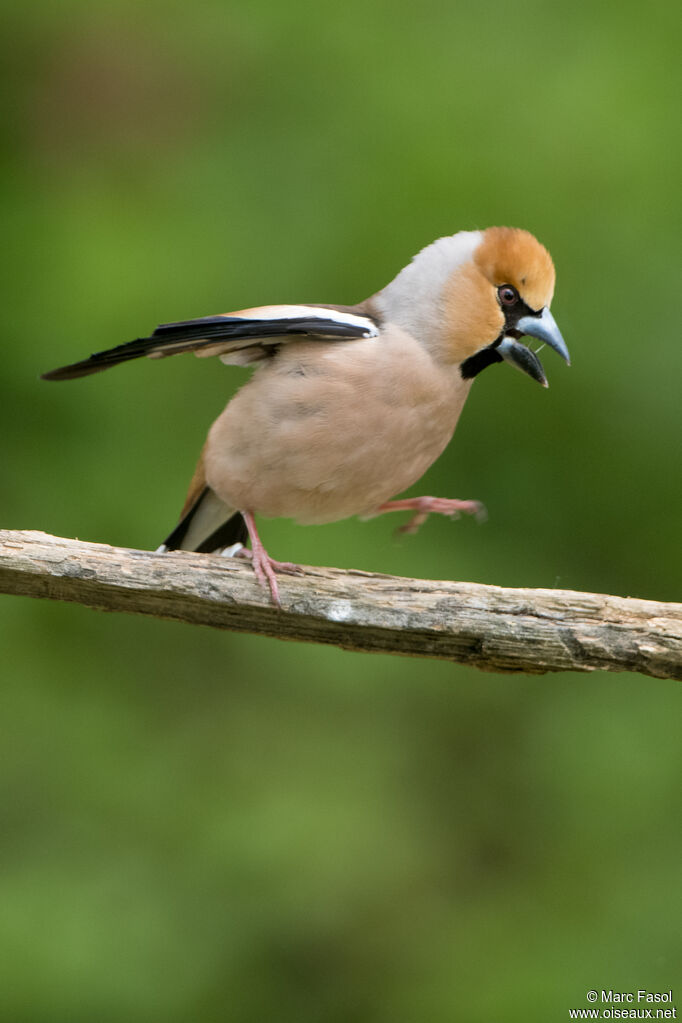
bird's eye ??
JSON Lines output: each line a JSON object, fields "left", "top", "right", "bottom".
{"left": 498, "top": 285, "right": 518, "bottom": 307}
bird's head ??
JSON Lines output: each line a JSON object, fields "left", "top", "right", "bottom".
{"left": 452, "top": 226, "right": 569, "bottom": 386}
{"left": 380, "top": 226, "right": 569, "bottom": 386}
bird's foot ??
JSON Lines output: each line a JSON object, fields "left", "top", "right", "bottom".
{"left": 234, "top": 546, "right": 303, "bottom": 575}
{"left": 376, "top": 496, "right": 486, "bottom": 535}
{"left": 238, "top": 511, "right": 303, "bottom": 606}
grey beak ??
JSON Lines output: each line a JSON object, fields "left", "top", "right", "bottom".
{"left": 496, "top": 307, "right": 569, "bottom": 386}
{"left": 516, "top": 307, "right": 570, "bottom": 365}
{"left": 497, "top": 337, "right": 548, "bottom": 387}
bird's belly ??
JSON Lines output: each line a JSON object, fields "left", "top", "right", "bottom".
{"left": 204, "top": 337, "right": 471, "bottom": 524}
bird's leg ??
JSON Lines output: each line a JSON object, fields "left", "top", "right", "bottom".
{"left": 237, "top": 510, "right": 303, "bottom": 606}
{"left": 375, "top": 496, "right": 486, "bottom": 535}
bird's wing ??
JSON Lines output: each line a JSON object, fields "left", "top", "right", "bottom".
{"left": 42, "top": 304, "right": 380, "bottom": 381}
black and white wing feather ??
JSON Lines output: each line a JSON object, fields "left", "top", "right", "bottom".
{"left": 42, "top": 304, "right": 379, "bottom": 381}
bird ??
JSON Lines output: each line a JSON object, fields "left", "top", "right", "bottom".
{"left": 43, "top": 226, "right": 569, "bottom": 605}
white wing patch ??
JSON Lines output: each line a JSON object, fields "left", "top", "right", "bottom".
{"left": 227, "top": 305, "right": 379, "bottom": 337}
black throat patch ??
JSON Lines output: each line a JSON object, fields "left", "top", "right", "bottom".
{"left": 460, "top": 297, "right": 537, "bottom": 380}
{"left": 460, "top": 345, "right": 503, "bottom": 379}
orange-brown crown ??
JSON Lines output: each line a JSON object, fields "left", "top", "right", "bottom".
{"left": 474, "top": 227, "right": 555, "bottom": 312}
{"left": 442, "top": 227, "right": 556, "bottom": 363}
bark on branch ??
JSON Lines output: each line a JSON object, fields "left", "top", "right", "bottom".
{"left": 1, "top": 529, "right": 680, "bottom": 680}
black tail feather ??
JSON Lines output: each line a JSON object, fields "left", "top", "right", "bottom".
{"left": 193, "top": 513, "right": 248, "bottom": 553}
{"left": 162, "top": 487, "right": 247, "bottom": 553}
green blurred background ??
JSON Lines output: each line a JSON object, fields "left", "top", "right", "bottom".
{"left": 2, "top": 1, "right": 680, "bottom": 1020}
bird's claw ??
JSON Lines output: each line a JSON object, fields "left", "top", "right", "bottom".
{"left": 231, "top": 546, "right": 303, "bottom": 606}
{"left": 378, "top": 495, "right": 486, "bottom": 535}
{"left": 234, "top": 547, "right": 302, "bottom": 574}
{"left": 236, "top": 511, "right": 306, "bottom": 606}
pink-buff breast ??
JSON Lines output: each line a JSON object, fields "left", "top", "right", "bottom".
{"left": 204, "top": 329, "right": 472, "bottom": 524}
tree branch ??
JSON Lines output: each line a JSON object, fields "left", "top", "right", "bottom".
{"left": 1, "top": 529, "right": 680, "bottom": 680}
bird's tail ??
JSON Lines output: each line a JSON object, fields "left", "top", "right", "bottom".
{"left": 158, "top": 486, "right": 248, "bottom": 554}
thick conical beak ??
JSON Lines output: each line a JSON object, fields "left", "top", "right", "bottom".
{"left": 497, "top": 307, "right": 569, "bottom": 386}
{"left": 497, "top": 337, "right": 548, "bottom": 387}
{"left": 516, "top": 307, "right": 570, "bottom": 365}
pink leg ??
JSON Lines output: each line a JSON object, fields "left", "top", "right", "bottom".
{"left": 239, "top": 511, "right": 303, "bottom": 606}
{"left": 375, "top": 496, "right": 486, "bottom": 535}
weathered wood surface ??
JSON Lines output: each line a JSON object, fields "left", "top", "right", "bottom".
{"left": 1, "top": 530, "right": 680, "bottom": 680}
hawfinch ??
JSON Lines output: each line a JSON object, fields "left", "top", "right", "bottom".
{"left": 43, "top": 227, "right": 569, "bottom": 605}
